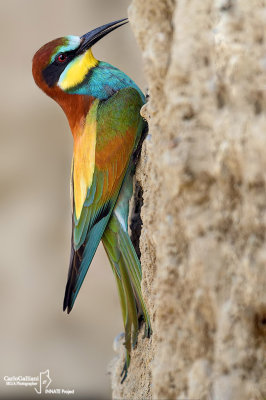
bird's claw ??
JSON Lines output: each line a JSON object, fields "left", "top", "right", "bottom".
{"left": 120, "top": 359, "right": 128, "bottom": 384}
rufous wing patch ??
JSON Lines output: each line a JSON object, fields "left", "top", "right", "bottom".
{"left": 95, "top": 127, "right": 136, "bottom": 199}
{"left": 73, "top": 99, "right": 99, "bottom": 220}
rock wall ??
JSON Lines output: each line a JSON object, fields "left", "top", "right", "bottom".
{"left": 111, "top": 1, "right": 266, "bottom": 399}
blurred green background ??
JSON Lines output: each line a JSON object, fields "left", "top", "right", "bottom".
{"left": 0, "top": 0, "right": 145, "bottom": 398}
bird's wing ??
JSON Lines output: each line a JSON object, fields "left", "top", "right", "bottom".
{"left": 63, "top": 87, "right": 144, "bottom": 313}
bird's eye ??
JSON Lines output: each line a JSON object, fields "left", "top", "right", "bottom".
{"left": 57, "top": 53, "right": 67, "bottom": 63}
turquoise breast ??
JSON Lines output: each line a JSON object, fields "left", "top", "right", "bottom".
{"left": 66, "top": 61, "right": 145, "bottom": 102}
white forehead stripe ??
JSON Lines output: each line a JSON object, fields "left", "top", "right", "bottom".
{"left": 51, "top": 35, "right": 81, "bottom": 63}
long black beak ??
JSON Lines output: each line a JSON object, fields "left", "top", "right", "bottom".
{"left": 77, "top": 18, "right": 128, "bottom": 55}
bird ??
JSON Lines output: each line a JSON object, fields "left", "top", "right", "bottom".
{"left": 32, "top": 18, "right": 151, "bottom": 382}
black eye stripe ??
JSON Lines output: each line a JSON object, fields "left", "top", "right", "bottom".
{"left": 42, "top": 50, "right": 76, "bottom": 87}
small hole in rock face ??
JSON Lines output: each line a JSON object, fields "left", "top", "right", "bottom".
{"left": 220, "top": 0, "right": 233, "bottom": 12}
{"left": 182, "top": 106, "right": 195, "bottom": 120}
{"left": 254, "top": 97, "right": 262, "bottom": 115}
{"left": 216, "top": 85, "right": 226, "bottom": 109}
{"left": 203, "top": 56, "right": 209, "bottom": 66}
{"left": 256, "top": 35, "right": 264, "bottom": 45}
{"left": 254, "top": 307, "right": 266, "bottom": 337}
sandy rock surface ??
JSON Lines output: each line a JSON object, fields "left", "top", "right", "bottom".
{"left": 111, "top": 1, "right": 266, "bottom": 399}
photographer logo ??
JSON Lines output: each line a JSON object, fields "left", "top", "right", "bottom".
{"left": 4, "top": 369, "right": 74, "bottom": 396}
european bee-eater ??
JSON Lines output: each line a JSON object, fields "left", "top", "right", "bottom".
{"left": 32, "top": 18, "right": 151, "bottom": 382}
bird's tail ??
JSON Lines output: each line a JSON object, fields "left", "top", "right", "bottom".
{"left": 102, "top": 211, "right": 151, "bottom": 383}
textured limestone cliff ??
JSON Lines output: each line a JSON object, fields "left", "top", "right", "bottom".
{"left": 111, "top": 1, "right": 266, "bottom": 399}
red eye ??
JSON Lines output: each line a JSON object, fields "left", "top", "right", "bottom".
{"left": 57, "top": 53, "right": 67, "bottom": 63}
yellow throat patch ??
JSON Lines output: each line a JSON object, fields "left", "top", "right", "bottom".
{"left": 73, "top": 99, "right": 99, "bottom": 220}
{"left": 58, "top": 49, "right": 98, "bottom": 91}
